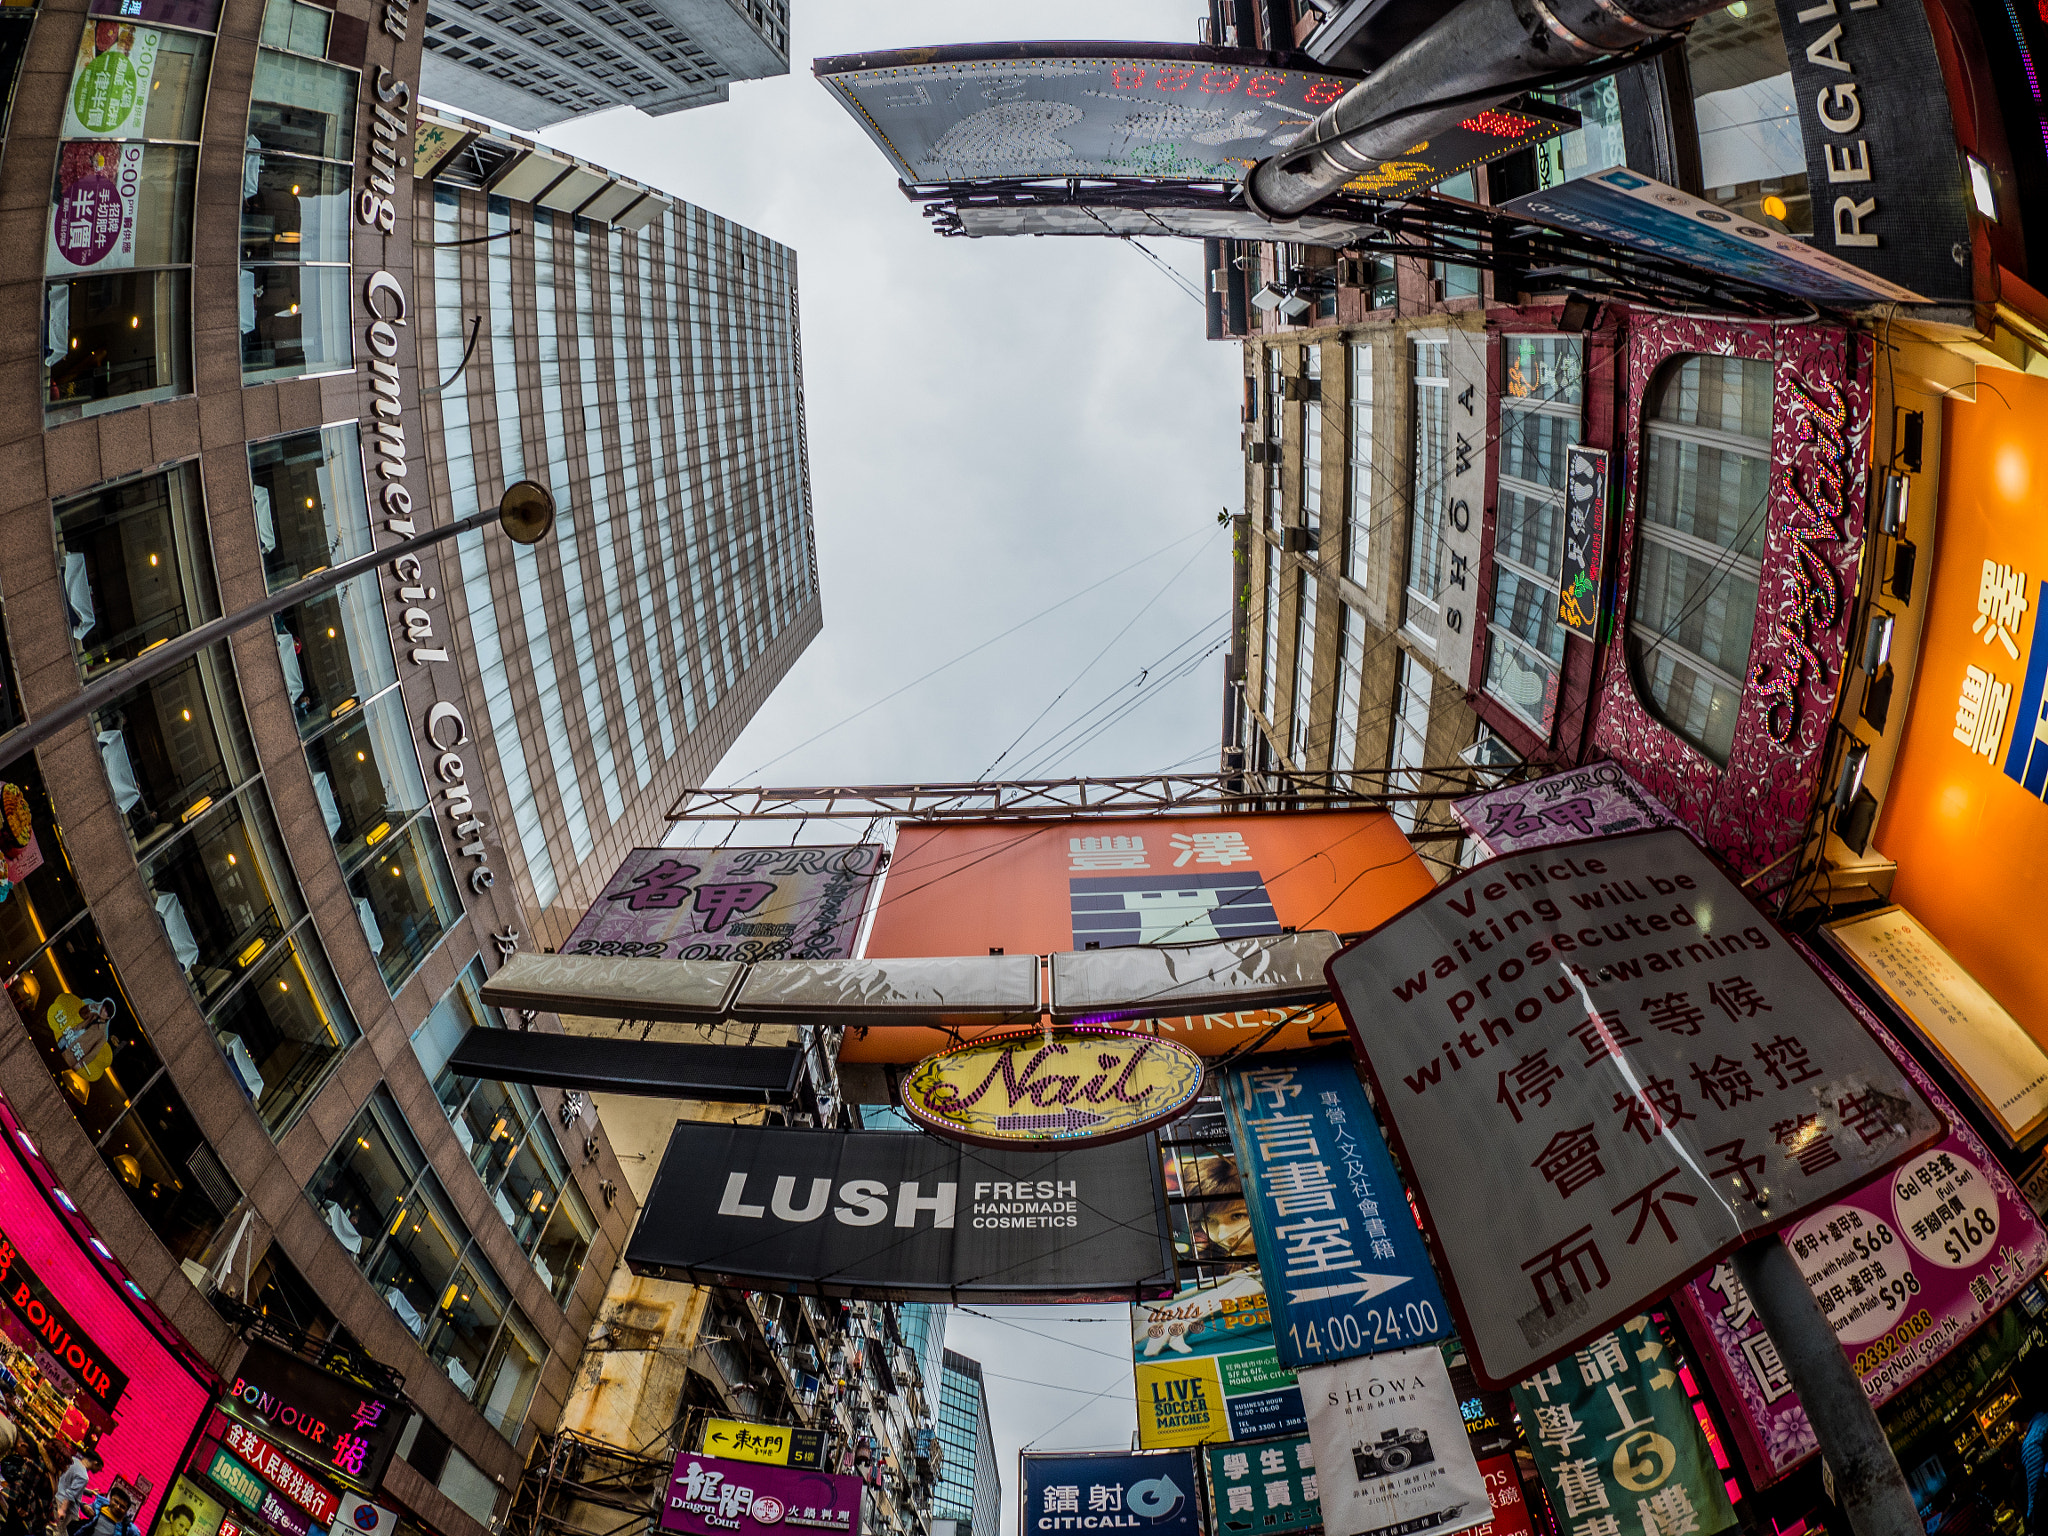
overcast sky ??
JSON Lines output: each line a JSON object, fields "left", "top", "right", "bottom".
{"left": 529, "top": 2, "right": 1240, "bottom": 1521}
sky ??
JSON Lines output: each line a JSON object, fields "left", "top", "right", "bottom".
{"left": 528, "top": 3, "right": 1243, "bottom": 1524}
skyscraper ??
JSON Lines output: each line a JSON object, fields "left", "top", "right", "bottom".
{"left": 935, "top": 1351, "right": 1000, "bottom": 1536}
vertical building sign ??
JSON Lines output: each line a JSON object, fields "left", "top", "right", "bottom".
{"left": 1435, "top": 332, "right": 1489, "bottom": 687}
{"left": 1556, "top": 448, "right": 1609, "bottom": 640}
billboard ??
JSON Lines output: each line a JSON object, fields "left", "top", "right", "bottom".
{"left": 1021, "top": 1450, "right": 1202, "bottom": 1536}
{"left": 0, "top": 1092, "right": 213, "bottom": 1527}
{"left": 660, "top": 1451, "right": 862, "bottom": 1536}
{"left": 1131, "top": 1274, "right": 1304, "bottom": 1448}
{"left": 816, "top": 43, "right": 1574, "bottom": 200}
{"left": 1323, "top": 827, "right": 1943, "bottom": 1386}
{"left": 848, "top": 809, "right": 1433, "bottom": 1064}
{"left": 1298, "top": 1344, "right": 1490, "bottom": 1536}
{"left": 1206, "top": 1437, "right": 1319, "bottom": 1535}
{"left": 563, "top": 845, "right": 880, "bottom": 962}
{"left": 625, "top": 1123, "right": 1176, "bottom": 1301}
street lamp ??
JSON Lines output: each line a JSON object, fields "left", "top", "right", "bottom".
{"left": 0, "top": 479, "right": 560, "bottom": 775}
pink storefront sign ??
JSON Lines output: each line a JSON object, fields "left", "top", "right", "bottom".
{"left": 1452, "top": 761, "right": 1677, "bottom": 857}
{"left": 660, "top": 1452, "right": 864, "bottom": 1536}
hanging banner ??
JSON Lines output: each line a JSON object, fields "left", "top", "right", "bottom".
{"left": 1509, "top": 1316, "right": 1737, "bottom": 1536}
{"left": 1132, "top": 1274, "right": 1305, "bottom": 1449}
{"left": 1432, "top": 330, "right": 1490, "bottom": 686}
{"left": 1299, "top": 1343, "right": 1491, "bottom": 1536}
{"left": 61, "top": 21, "right": 163, "bottom": 138}
{"left": 1451, "top": 765, "right": 1675, "bottom": 861}
{"left": 563, "top": 845, "right": 882, "bottom": 962}
{"left": 1223, "top": 1058, "right": 1453, "bottom": 1370}
{"left": 1670, "top": 953, "right": 2048, "bottom": 1484}
{"left": 903, "top": 1028, "right": 1205, "bottom": 1149}
{"left": 1206, "top": 1436, "right": 1320, "bottom": 1535}
{"left": 47, "top": 141, "right": 145, "bottom": 274}
{"left": 1324, "top": 827, "right": 1944, "bottom": 1386}
{"left": 1022, "top": 1450, "right": 1203, "bottom": 1536}
{"left": 1556, "top": 448, "right": 1610, "bottom": 640}
{"left": 626, "top": 1122, "right": 1176, "bottom": 1301}
{"left": 659, "top": 1451, "right": 863, "bottom": 1536}
{"left": 850, "top": 809, "right": 1433, "bottom": 1064}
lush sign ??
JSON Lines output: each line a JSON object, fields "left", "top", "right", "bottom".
{"left": 903, "top": 1028, "right": 1203, "bottom": 1148}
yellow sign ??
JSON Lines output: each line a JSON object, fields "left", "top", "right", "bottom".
{"left": 701, "top": 1419, "right": 821, "bottom": 1468}
{"left": 1135, "top": 1356, "right": 1227, "bottom": 1447}
{"left": 900, "top": 1027, "right": 1203, "bottom": 1148}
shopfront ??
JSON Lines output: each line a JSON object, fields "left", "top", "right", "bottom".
{"left": 0, "top": 1085, "right": 214, "bottom": 1527}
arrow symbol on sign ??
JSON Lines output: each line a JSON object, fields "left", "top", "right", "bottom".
{"left": 1649, "top": 1368, "right": 1677, "bottom": 1391}
{"left": 1287, "top": 1272, "right": 1410, "bottom": 1306}
{"left": 993, "top": 1108, "right": 1109, "bottom": 1133}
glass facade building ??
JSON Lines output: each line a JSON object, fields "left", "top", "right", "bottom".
{"left": 934, "top": 1351, "right": 999, "bottom": 1536}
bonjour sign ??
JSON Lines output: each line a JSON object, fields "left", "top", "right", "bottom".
{"left": 900, "top": 1028, "right": 1204, "bottom": 1148}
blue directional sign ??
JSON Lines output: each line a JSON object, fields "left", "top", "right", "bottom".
{"left": 1222, "top": 1056, "right": 1454, "bottom": 1371}
{"left": 1020, "top": 1450, "right": 1201, "bottom": 1536}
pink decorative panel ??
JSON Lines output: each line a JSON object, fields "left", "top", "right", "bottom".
{"left": 1589, "top": 316, "right": 1871, "bottom": 889}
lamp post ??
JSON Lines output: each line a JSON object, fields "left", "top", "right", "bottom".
{"left": 0, "top": 479, "right": 559, "bottom": 775}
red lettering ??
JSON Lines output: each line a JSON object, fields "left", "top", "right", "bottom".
{"left": 1198, "top": 69, "right": 1240, "bottom": 93}
{"left": 1246, "top": 72, "right": 1281, "bottom": 97}
{"left": 1153, "top": 66, "right": 1194, "bottom": 90}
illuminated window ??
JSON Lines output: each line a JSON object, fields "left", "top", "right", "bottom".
{"left": 1684, "top": 5, "right": 1809, "bottom": 234}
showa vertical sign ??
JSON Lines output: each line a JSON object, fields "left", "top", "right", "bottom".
{"left": 1223, "top": 1058, "right": 1453, "bottom": 1370}
{"left": 1323, "top": 828, "right": 1943, "bottom": 1387}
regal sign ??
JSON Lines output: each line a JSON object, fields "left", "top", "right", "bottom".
{"left": 901, "top": 1028, "right": 1203, "bottom": 1148}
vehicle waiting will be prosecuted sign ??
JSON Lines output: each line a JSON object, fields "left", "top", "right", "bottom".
{"left": 1325, "top": 829, "right": 1943, "bottom": 1386}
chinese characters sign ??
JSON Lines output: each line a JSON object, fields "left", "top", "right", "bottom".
{"left": 703, "top": 1419, "right": 826, "bottom": 1471}
{"left": 1324, "top": 828, "right": 1943, "bottom": 1385}
{"left": 1021, "top": 1450, "right": 1202, "bottom": 1536}
{"left": 1206, "top": 1436, "right": 1319, "bottom": 1534}
{"left": 47, "top": 142, "right": 144, "bottom": 273}
{"left": 565, "top": 845, "right": 880, "bottom": 963}
{"left": 224, "top": 1340, "right": 401, "bottom": 1493}
{"left": 1508, "top": 1317, "right": 1737, "bottom": 1536}
{"left": 61, "top": 22, "right": 163, "bottom": 138}
{"left": 1453, "top": 764, "right": 1675, "bottom": 861}
{"left": 660, "top": 1453, "right": 862, "bottom": 1536}
{"left": 1556, "top": 448, "right": 1610, "bottom": 641}
{"left": 1223, "top": 1059, "right": 1452, "bottom": 1370}
{"left": 1299, "top": 1344, "right": 1490, "bottom": 1536}
{"left": 220, "top": 1423, "right": 341, "bottom": 1527}
{"left": 1132, "top": 1274, "right": 1305, "bottom": 1449}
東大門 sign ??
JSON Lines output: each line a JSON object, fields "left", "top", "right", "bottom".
{"left": 901, "top": 1028, "right": 1204, "bottom": 1148}
{"left": 1324, "top": 827, "right": 1943, "bottom": 1386}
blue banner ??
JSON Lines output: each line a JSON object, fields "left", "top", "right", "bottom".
{"left": 1021, "top": 1450, "right": 1202, "bottom": 1536}
{"left": 1223, "top": 1057, "right": 1453, "bottom": 1371}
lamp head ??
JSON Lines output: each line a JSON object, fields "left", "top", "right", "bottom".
{"left": 498, "top": 479, "right": 556, "bottom": 545}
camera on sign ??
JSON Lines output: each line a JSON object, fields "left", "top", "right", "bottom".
{"left": 1353, "top": 1430, "right": 1435, "bottom": 1480}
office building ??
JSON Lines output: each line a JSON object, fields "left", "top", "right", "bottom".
{"left": 0, "top": 8, "right": 815, "bottom": 1536}
{"left": 934, "top": 1351, "right": 999, "bottom": 1536}
{"left": 418, "top": 0, "right": 789, "bottom": 130}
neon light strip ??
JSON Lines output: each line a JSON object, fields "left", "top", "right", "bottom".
{"left": 1997, "top": 0, "right": 2048, "bottom": 159}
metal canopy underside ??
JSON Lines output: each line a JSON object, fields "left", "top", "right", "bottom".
{"left": 444, "top": 1028, "right": 803, "bottom": 1103}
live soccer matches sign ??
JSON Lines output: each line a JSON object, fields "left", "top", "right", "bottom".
{"left": 1324, "top": 828, "right": 1943, "bottom": 1386}
{"left": 1222, "top": 1058, "right": 1452, "bottom": 1369}
{"left": 1131, "top": 1273, "right": 1304, "bottom": 1448}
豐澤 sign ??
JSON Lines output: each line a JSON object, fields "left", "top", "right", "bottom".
{"left": 1020, "top": 1450, "right": 1201, "bottom": 1536}
{"left": 1324, "top": 827, "right": 1943, "bottom": 1386}
{"left": 1299, "top": 1343, "right": 1491, "bottom": 1536}
{"left": 902, "top": 1028, "right": 1204, "bottom": 1148}
{"left": 1131, "top": 1273, "right": 1304, "bottom": 1448}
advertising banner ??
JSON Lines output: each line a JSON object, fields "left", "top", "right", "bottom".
{"left": 1021, "top": 1450, "right": 1202, "bottom": 1536}
{"left": 1324, "top": 828, "right": 1943, "bottom": 1386}
{"left": 206, "top": 1452, "right": 317, "bottom": 1536}
{"left": 1509, "top": 1317, "right": 1737, "bottom": 1536}
{"left": 0, "top": 1096, "right": 212, "bottom": 1528}
{"left": 1223, "top": 1059, "right": 1452, "bottom": 1370}
{"left": 1469, "top": 1459, "right": 1531, "bottom": 1536}
{"left": 1503, "top": 170, "right": 1924, "bottom": 305}
{"left": 223, "top": 1339, "right": 403, "bottom": 1493}
{"left": 1298, "top": 1343, "right": 1490, "bottom": 1536}
{"left": 61, "top": 21, "right": 164, "bottom": 138}
{"left": 626, "top": 1123, "right": 1175, "bottom": 1301}
{"left": 1556, "top": 447, "right": 1609, "bottom": 641}
{"left": 659, "top": 1452, "right": 862, "bottom": 1536}
{"left": 1206, "top": 1437, "right": 1319, "bottom": 1535}
{"left": 816, "top": 43, "right": 1574, "bottom": 197}
{"left": 1452, "top": 765, "right": 1674, "bottom": 861}
{"left": 219, "top": 1422, "right": 341, "bottom": 1526}
{"left": 851, "top": 809, "right": 1433, "bottom": 1064}
{"left": 152, "top": 1477, "right": 230, "bottom": 1536}
{"left": 702, "top": 1420, "right": 827, "bottom": 1470}
{"left": 1671, "top": 956, "right": 2048, "bottom": 1484}
{"left": 563, "top": 845, "right": 881, "bottom": 962}
{"left": 902, "top": 1028, "right": 1205, "bottom": 1149}
{"left": 48, "top": 141, "right": 144, "bottom": 275}
{"left": 1133, "top": 1274, "right": 1305, "bottom": 1448}
{"left": 1431, "top": 330, "right": 1489, "bottom": 686}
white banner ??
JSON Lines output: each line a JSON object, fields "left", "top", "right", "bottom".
{"left": 1432, "top": 330, "right": 1489, "bottom": 688}
{"left": 1300, "top": 1344, "right": 1490, "bottom": 1536}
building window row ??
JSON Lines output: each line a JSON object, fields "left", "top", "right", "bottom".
{"left": 1404, "top": 337, "right": 1448, "bottom": 643}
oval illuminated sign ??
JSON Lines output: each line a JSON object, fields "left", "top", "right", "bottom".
{"left": 900, "top": 1028, "right": 1204, "bottom": 1148}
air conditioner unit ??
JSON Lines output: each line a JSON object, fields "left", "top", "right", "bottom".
{"left": 1278, "top": 292, "right": 1314, "bottom": 320}
{"left": 1282, "top": 526, "right": 1317, "bottom": 553}
{"left": 1251, "top": 284, "right": 1288, "bottom": 313}
{"left": 1248, "top": 442, "right": 1270, "bottom": 464}
{"left": 1210, "top": 268, "right": 1232, "bottom": 295}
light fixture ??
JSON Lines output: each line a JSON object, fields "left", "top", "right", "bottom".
{"left": 182, "top": 795, "right": 213, "bottom": 822}
{"left": 1761, "top": 194, "right": 1788, "bottom": 221}
{"left": 389, "top": 1205, "right": 407, "bottom": 1234}
{"left": 1862, "top": 610, "right": 1894, "bottom": 675}
{"left": 1833, "top": 737, "right": 1870, "bottom": 810}
{"left": 226, "top": 852, "right": 236, "bottom": 865}
{"left": 148, "top": 552, "right": 158, "bottom": 565}
{"left": 365, "top": 821, "right": 391, "bottom": 846}
{"left": 129, "top": 316, "right": 139, "bottom": 329}
{"left": 181, "top": 709, "right": 191, "bottom": 721}
{"left": 237, "top": 938, "right": 267, "bottom": 967}
{"left": 1968, "top": 154, "right": 1998, "bottom": 220}
{"left": 1879, "top": 469, "right": 1910, "bottom": 535}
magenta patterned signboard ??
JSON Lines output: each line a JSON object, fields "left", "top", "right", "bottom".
{"left": 1588, "top": 318, "right": 1872, "bottom": 894}
{"left": 1453, "top": 762, "right": 1677, "bottom": 857}
{"left": 659, "top": 1452, "right": 863, "bottom": 1536}
{"left": 562, "top": 846, "right": 881, "bottom": 962}
{"left": 1671, "top": 942, "right": 2048, "bottom": 1486}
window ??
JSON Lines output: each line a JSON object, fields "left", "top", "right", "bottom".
{"left": 92, "top": 645, "right": 255, "bottom": 852}
{"left": 1289, "top": 568, "right": 1318, "bottom": 768}
{"left": 1332, "top": 603, "right": 1366, "bottom": 784}
{"left": 1685, "top": 4, "right": 1809, "bottom": 233}
{"left": 308, "top": 1092, "right": 553, "bottom": 1437}
{"left": 1261, "top": 544, "right": 1281, "bottom": 716}
{"left": 1347, "top": 344, "right": 1371, "bottom": 587}
{"left": 1404, "top": 338, "right": 1448, "bottom": 642}
{"left": 249, "top": 426, "right": 373, "bottom": 588}
{"left": 1301, "top": 346, "right": 1322, "bottom": 534}
{"left": 1432, "top": 171, "right": 1481, "bottom": 300}
{"left": 1483, "top": 335, "right": 1583, "bottom": 732}
{"left": 55, "top": 463, "right": 217, "bottom": 676}
{"left": 1265, "top": 347, "right": 1283, "bottom": 530}
{"left": 1389, "top": 651, "right": 1432, "bottom": 835}
{"left": 1625, "top": 354, "right": 1773, "bottom": 765}
{"left": 1529, "top": 77, "right": 1627, "bottom": 189}
{"left": 242, "top": 33, "right": 356, "bottom": 381}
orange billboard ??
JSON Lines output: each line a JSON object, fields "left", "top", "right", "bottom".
{"left": 843, "top": 809, "right": 1435, "bottom": 1063}
{"left": 1874, "top": 369, "right": 2048, "bottom": 1048}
